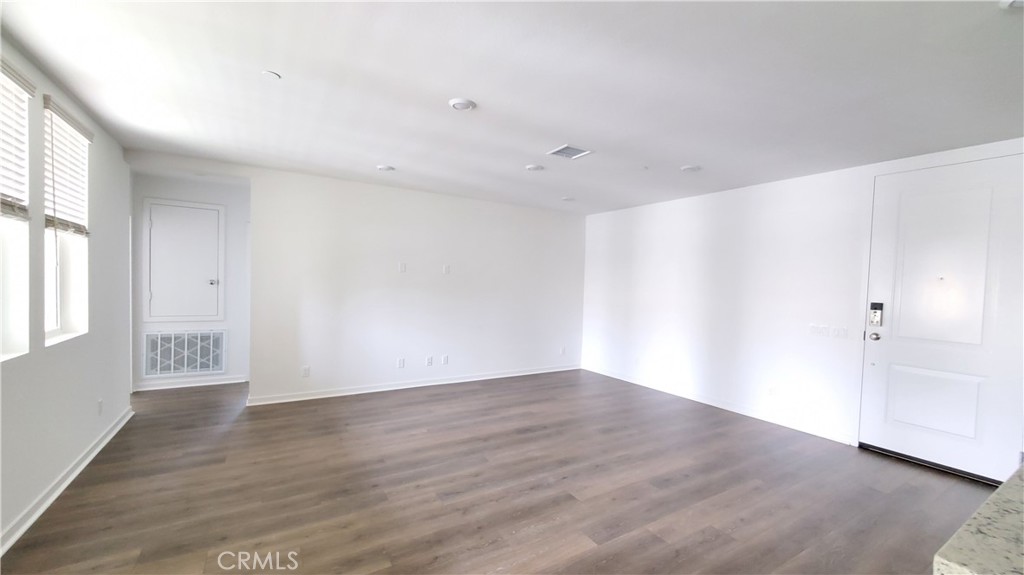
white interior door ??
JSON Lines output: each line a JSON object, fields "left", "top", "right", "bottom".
{"left": 146, "top": 199, "right": 224, "bottom": 321}
{"left": 859, "top": 154, "right": 1023, "bottom": 482}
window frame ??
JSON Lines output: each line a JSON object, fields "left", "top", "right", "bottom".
{"left": 42, "top": 94, "right": 92, "bottom": 345}
{"left": 0, "top": 62, "right": 35, "bottom": 360}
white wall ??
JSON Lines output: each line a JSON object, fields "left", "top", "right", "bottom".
{"left": 125, "top": 151, "right": 585, "bottom": 405}
{"left": 582, "top": 138, "right": 1023, "bottom": 445}
{"left": 1, "top": 41, "right": 132, "bottom": 551}
{"left": 130, "top": 173, "right": 251, "bottom": 390}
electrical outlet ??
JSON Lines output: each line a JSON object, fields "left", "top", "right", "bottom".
{"left": 397, "top": 358, "right": 405, "bottom": 368}
{"left": 443, "top": 264, "right": 451, "bottom": 275}
{"left": 399, "top": 262, "right": 407, "bottom": 273}
{"left": 560, "top": 346, "right": 566, "bottom": 356}
{"left": 301, "top": 365, "right": 310, "bottom": 378}
{"left": 441, "top": 354, "right": 448, "bottom": 365}
{"left": 426, "top": 356, "right": 433, "bottom": 367}
{"left": 97, "top": 399, "right": 103, "bottom": 416}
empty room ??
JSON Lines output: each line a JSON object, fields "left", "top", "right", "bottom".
{"left": 1, "top": 2, "right": 1022, "bottom": 574}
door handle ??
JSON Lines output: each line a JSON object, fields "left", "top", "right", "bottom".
{"left": 208, "top": 279, "right": 219, "bottom": 286}
{"left": 869, "top": 333, "right": 881, "bottom": 341}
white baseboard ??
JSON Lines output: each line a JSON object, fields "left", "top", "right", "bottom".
{"left": 133, "top": 375, "right": 248, "bottom": 392}
{"left": 1, "top": 407, "right": 134, "bottom": 556}
{"left": 246, "top": 365, "right": 579, "bottom": 406}
{"left": 581, "top": 366, "right": 857, "bottom": 447}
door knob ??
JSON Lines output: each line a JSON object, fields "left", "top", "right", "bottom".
{"left": 208, "top": 279, "right": 219, "bottom": 286}
{"left": 869, "top": 333, "right": 881, "bottom": 341}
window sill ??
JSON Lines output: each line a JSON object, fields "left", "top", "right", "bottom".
{"left": 45, "top": 329, "right": 86, "bottom": 347}
{"left": 1, "top": 350, "right": 28, "bottom": 363}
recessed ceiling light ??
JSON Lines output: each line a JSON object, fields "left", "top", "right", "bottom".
{"left": 561, "top": 197, "right": 575, "bottom": 202}
{"left": 525, "top": 164, "right": 545, "bottom": 171}
{"left": 261, "top": 70, "right": 282, "bottom": 80}
{"left": 679, "top": 165, "right": 702, "bottom": 172}
{"left": 377, "top": 165, "right": 396, "bottom": 171}
{"left": 449, "top": 98, "right": 477, "bottom": 111}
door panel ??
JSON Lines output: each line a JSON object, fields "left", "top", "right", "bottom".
{"left": 147, "top": 200, "right": 224, "bottom": 320}
{"left": 860, "top": 154, "right": 1023, "bottom": 482}
{"left": 894, "top": 188, "right": 991, "bottom": 344}
{"left": 887, "top": 365, "right": 980, "bottom": 439}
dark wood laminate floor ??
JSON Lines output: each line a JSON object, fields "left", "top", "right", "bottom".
{"left": 2, "top": 370, "right": 992, "bottom": 574}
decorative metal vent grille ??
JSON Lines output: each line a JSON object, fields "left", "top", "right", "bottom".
{"left": 547, "top": 144, "right": 592, "bottom": 159}
{"left": 145, "top": 331, "right": 224, "bottom": 376}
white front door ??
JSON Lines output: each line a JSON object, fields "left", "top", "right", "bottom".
{"left": 146, "top": 199, "right": 225, "bottom": 321}
{"left": 859, "top": 154, "right": 1023, "bottom": 482}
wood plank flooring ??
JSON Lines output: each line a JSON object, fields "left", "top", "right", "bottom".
{"left": 2, "top": 370, "right": 992, "bottom": 574}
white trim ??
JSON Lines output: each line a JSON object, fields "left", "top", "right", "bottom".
{"left": 1, "top": 59, "right": 36, "bottom": 96}
{"left": 582, "top": 366, "right": 859, "bottom": 447}
{"left": 134, "top": 375, "right": 247, "bottom": 392}
{"left": 246, "top": 365, "right": 579, "bottom": 406}
{"left": 141, "top": 197, "right": 226, "bottom": 322}
{"left": 0, "top": 350, "right": 28, "bottom": 363}
{"left": 42, "top": 94, "right": 94, "bottom": 142}
{"left": 1, "top": 407, "right": 133, "bottom": 556}
{"left": 44, "top": 328, "right": 85, "bottom": 348}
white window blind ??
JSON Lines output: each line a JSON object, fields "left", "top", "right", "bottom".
{"left": 44, "top": 95, "right": 92, "bottom": 235}
{"left": 0, "top": 65, "right": 33, "bottom": 220}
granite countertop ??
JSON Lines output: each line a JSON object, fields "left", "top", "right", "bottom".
{"left": 935, "top": 465, "right": 1024, "bottom": 575}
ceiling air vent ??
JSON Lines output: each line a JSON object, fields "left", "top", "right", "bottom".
{"left": 548, "top": 144, "right": 592, "bottom": 160}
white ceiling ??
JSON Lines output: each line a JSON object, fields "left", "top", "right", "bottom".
{"left": 2, "top": 2, "right": 1021, "bottom": 214}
